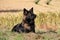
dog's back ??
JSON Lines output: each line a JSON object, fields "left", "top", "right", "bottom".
{"left": 12, "top": 23, "right": 24, "bottom": 33}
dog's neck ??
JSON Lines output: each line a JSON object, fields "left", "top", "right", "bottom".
{"left": 22, "top": 20, "right": 35, "bottom": 26}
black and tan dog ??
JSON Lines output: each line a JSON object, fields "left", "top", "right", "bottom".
{"left": 12, "top": 8, "right": 36, "bottom": 33}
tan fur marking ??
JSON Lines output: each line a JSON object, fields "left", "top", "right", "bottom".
{"left": 23, "top": 23, "right": 30, "bottom": 30}
{"left": 23, "top": 15, "right": 26, "bottom": 20}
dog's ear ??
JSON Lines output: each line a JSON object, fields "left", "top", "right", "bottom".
{"left": 29, "top": 7, "right": 33, "bottom": 13}
{"left": 23, "top": 8, "right": 28, "bottom": 15}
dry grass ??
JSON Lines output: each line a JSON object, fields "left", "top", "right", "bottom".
{"left": 0, "top": 11, "right": 60, "bottom": 31}
{"left": 0, "top": 11, "right": 60, "bottom": 40}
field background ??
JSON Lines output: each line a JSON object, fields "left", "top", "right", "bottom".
{"left": 0, "top": 0, "right": 60, "bottom": 40}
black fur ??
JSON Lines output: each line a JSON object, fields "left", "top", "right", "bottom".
{"left": 12, "top": 7, "right": 36, "bottom": 33}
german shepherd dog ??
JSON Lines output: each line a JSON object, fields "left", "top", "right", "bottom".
{"left": 12, "top": 8, "right": 36, "bottom": 33}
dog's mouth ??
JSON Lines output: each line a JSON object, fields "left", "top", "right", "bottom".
{"left": 26, "top": 19, "right": 30, "bottom": 22}
{"left": 25, "top": 18, "right": 34, "bottom": 24}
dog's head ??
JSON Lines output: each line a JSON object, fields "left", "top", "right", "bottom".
{"left": 23, "top": 7, "right": 36, "bottom": 24}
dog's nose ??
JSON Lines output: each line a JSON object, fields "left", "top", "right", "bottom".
{"left": 34, "top": 15, "right": 36, "bottom": 18}
{"left": 33, "top": 15, "right": 36, "bottom": 19}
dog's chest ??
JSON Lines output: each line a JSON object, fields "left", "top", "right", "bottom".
{"left": 23, "top": 23, "right": 31, "bottom": 30}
